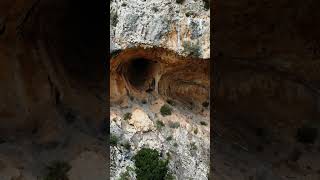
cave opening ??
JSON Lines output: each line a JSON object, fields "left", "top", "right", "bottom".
{"left": 125, "top": 58, "right": 158, "bottom": 92}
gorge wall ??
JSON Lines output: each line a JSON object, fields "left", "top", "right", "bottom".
{"left": 109, "top": 0, "right": 211, "bottom": 179}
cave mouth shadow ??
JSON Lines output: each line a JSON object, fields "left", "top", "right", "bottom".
{"left": 125, "top": 58, "right": 158, "bottom": 92}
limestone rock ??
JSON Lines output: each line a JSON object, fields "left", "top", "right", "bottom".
{"left": 128, "top": 108, "right": 155, "bottom": 132}
{"left": 110, "top": 0, "right": 210, "bottom": 58}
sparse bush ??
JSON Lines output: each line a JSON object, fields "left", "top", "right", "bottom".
{"left": 160, "top": 105, "right": 172, "bottom": 116}
{"left": 119, "top": 166, "right": 135, "bottom": 180}
{"left": 43, "top": 161, "right": 71, "bottom": 180}
{"left": 185, "top": 11, "right": 195, "bottom": 17}
{"left": 111, "top": 11, "right": 118, "bottom": 27}
{"left": 134, "top": 148, "right": 169, "bottom": 180}
{"left": 156, "top": 120, "right": 165, "bottom": 130}
{"left": 111, "top": 49, "right": 122, "bottom": 59}
{"left": 176, "top": 0, "right": 185, "bottom": 4}
{"left": 119, "top": 171, "right": 130, "bottom": 180}
{"left": 183, "top": 42, "right": 202, "bottom": 58}
{"left": 141, "top": 99, "right": 147, "bottom": 104}
{"left": 194, "top": 128, "right": 198, "bottom": 134}
{"left": 110, "top": 135, "right": 118, "bottom": 146}
{"left": 165, "top": 173, "right": 176, "bottom": 180}
{"left": 173, "top": 143, "right": 178, "bottom": 147}
{"left": 202, "top": 101, "right": 209, "bottom": 108}
{"left": 152, "top": 7, "right": 159, "bottom": 12}
{"left": 200, "top": 121, "right": 208, "bottom": 126}
{"left": 169, "top": 121, "right": 180, "bottom": 129}
{"left": 123, "top": 141, "right": 131, "bottom": 150}
{"left": 166, "top": 99, "right": 176, "bottom": 106}
{"left": 203, "top": 0, "right": 210, "bottom": 10}
{"left": 166, "top": 136, "right": 173, "bottom": 141}
{"left": 123, "top": 112, "right": 132, "bottom": 120}
{"left": 166, "top": 152, "right": 171, "bottom": 160}
{"left": 190, "top": 142, "right": 197, "bottom": 151}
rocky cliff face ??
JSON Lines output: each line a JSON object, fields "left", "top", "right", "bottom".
{"left": 109, "top": 0, "right": 210, "bottom": 179}
{"left": 110, "top": 0, "right": 210, "bottom": 58}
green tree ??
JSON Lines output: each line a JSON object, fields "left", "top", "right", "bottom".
{"left": 134, "top": 148, "right": 169, "bottom": 180}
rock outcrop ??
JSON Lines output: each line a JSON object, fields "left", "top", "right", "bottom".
{"left": 110, "top": 0, "right": 210, "bottom": 58}
{"left": 110, "top": 0, "right": 210, "bottom": 179}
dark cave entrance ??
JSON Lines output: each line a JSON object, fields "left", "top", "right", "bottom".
{"left": 125, "top": 58, "right": 158, "bottom": 92}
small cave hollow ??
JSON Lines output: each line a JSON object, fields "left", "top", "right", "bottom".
{"left": 123, "top": 58, "right": 158, "bottom": 92}
{"left": 110, "top": 47, "right": 210, "bottom": 113}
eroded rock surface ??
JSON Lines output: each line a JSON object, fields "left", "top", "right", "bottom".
{"left": 110, "top": 0, "right": 210, "bottom": 58}
{"left": 110, "top": 1, "right": 210, "bottom": 179}
{"left": 110, "top": 98, "right": 210, "bottom": 179}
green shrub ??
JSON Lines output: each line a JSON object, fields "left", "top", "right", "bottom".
{"left": 166, "top": 152, "right": 171, "bottom": 159}
{"left": 152, "top": 7, "right": 159, "bottom": 12}
{"left": 176, "top": 0, "right": 185, "bottom": 4}
{"left": 173, "top": 143, "right": 178, "bottom": 147}
{"left": 43, "top": 161, "right": 71, "bottom": 180}
{"left": 156, "top": 120, "right": 165, "bottom": 130}
{"left": 111, "top": 49, "right": 122, "bottom": 59}
{"left": 165, "top": 173, "right": 176, "bottom": 180}
{"left": 110, "top": 135, "right": 118, "bottom": 146}
{"left": 111, "top": 11, "right": 118, "bottom": 27}
{"left": 118, "top": 166, "right": 135, "bottom": 180}
{"left": 169, "top": 122, "right": 180, "bottom": 129}
{"left": 183, "top": 42, "right": 201, "bottom": 58}
{"left": 185, "top": 11, "right": 195, "bottom": 17}
{"left": 124, "top": 113, "right": 132, "bottom": 120}
{"left": 160, "top": 105, "right": 172, "bottom": 116}
{"left": 166, "top": 136, "right": 173, "bottom": 141}
{"left": 202, "top": 101, "right": 209, "bottom": 108}
{"left": 203, "top": 0, "right": 210, "bottom": 10}
{"left": 118, "top": 171, "right": 130, "bottom": 180}
{"left": 190, "top": 142, "right": 197, "bottom": 151}
{"left": 200, "top": 121, "right": 207, "bottom": 126}
{"left": 141, "top": 99, "right": 147, "bottom": 104}
{"left": 166, "top": 99, "right": 176, "bottom": 106}
{"left": 123, "top": 141, "right": 131, "bottom": 150}
{"left": 194, "top": 128, "right": 198, "bottom": 134}
{"left": 134, "top": 148, "right": 169, "bottom": 180}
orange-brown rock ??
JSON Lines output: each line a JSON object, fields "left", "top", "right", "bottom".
{"left": 110, "top": 47, "right": 209, "bottom": 112}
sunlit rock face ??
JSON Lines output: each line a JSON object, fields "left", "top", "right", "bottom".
{"left": 110, "top": 47, "right": 209, "bottom": 111}
{"left": 110, "top": 47, "right": 210, "bottom": 179}
{"left": 110, "top": 0, "right": 210, "bottom": 179}
{"left": 110, "top": 0, "right": 210, "bottom": 58}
